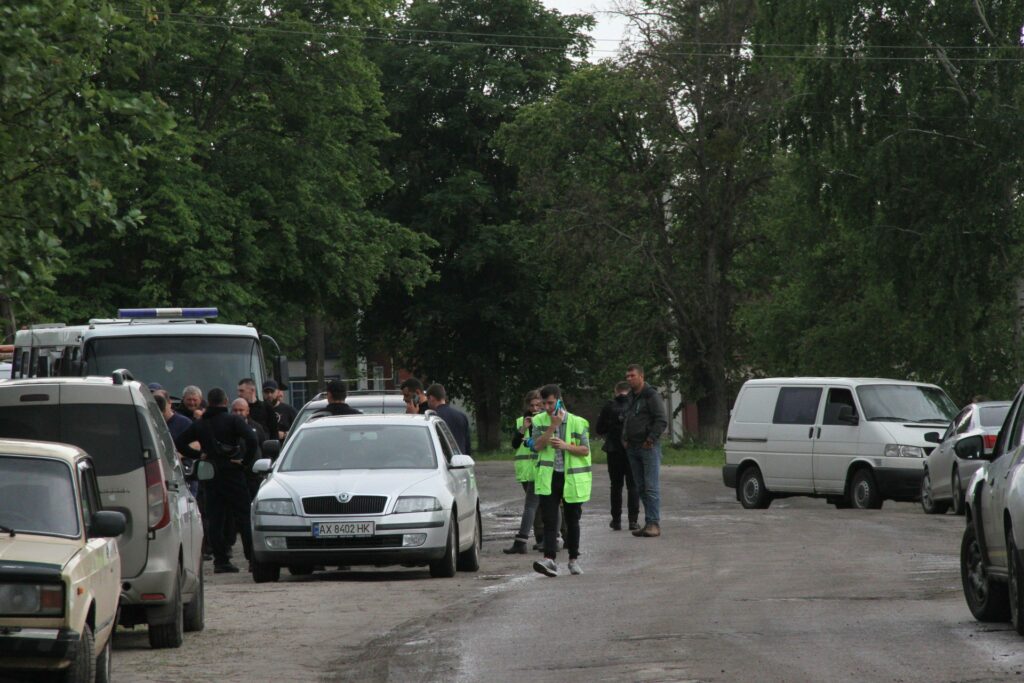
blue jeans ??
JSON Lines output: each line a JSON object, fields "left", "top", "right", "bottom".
{"left": 514, "top": 481, "right": 541, "bottom": 544}
{"left": 627, "top": 443, "right": 662, "bottom": 525}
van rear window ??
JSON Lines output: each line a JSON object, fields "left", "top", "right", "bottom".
{"left": 772, "top": 387, "right": 822, "bottom": 425}
{"left": 0, "top": 405, "right": 144, "bottom": 477}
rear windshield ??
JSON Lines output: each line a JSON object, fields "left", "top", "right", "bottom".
{"left": 981, "top": 405, "right": 1010, "bottom": 427}
{"left": 282, "top": 424, "right": 436, "bottom": 471}
{"left": 0, "top": 404, "right": 144, "bottom": 477}
{"left": 0, "top": 455, "right": 80, "bottom": 537}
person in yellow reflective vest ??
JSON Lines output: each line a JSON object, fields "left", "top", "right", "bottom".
{"left": 531, "top": 384, "right": 592, "bottom": 577}
{"left": 503, "top": 390, "right": 544, "bottom": 554}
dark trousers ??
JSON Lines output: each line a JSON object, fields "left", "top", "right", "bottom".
{"left": 607, "top": 449, "right": 639, "bottom": 523}
{"left": 206, "top": 471, "right": 253, "bottom": 566}
{"left": 540, "top": 471, "right": 582, "bottom": 561}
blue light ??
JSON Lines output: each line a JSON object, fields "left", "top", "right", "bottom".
{"left": 117, "top": 308, "right": 219, "bottom": 319}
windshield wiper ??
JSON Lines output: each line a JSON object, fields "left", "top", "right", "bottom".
{"left": 0, "top": 524, "right": 15, "bottom": 537}
{"left": 910, "top": 418, "right": 950, "bottom": 424}
{"left": 868, "top": 416, "right": 910, "bottom": 422}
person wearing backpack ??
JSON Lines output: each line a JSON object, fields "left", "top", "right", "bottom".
{"left": 596, "top": 381, "right": 639, "bottom": 531}
{"left": 175, "top": 387, "right": 258, "bottom": 573}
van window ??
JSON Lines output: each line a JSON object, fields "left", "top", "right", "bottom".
{"left": 772, "top": 387, "right": 822, "bottom": 425}
{"left": 733, "top": 387, "right": 777, "bottom": 423}
{"left": 822, "top": 388, "right": 857, "bottom": 425}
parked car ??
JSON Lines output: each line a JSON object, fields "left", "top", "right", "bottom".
{"left": 0, "top": 373, "right": 208, "bottom": 649}
{"left": 921, "top": 400, "right": 1010, "bottom": 515}
{"left": 286, "top": 391, "right": 408, "bottom": 441}
{"left": 960, "top": 384, "right": 1024, "bottom": 635}
{"left": 0, "top": 438, "right": 125, "bottom": 682}
{"left": 250, "top": 413, "right": 481, "bottom": 582}
{"left": 723, "top": 377, "right": 958, "bottom": 509}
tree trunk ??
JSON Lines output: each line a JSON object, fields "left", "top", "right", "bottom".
{"left": 470, "top": 369, "right": 501, "bottom": 452}
{"left": 304, "top": 313, "right": 325, "bottom": 392}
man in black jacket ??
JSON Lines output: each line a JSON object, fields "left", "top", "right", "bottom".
{"left": 623, "top": 364, "right": 668, "bottom": 538}
{"left": 238, "top": 378, "right": 280, "bottom": 441}
{"left": 596, "top": 381, "right": 639, "bottom": 531}
{"left": 315, "top": 380, "right": 363, "bottom": 417}
{"left": 175, "top": 387, "right": 258, "bottom": 573}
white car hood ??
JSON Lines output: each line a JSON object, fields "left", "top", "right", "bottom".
{"left": 267, "top": 469, "right": 441, "bottom": 501}
{"left": 875, "top": 421, "right": 946, "bottom": 446}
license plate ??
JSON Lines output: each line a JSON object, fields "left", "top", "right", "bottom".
{"left": 312, "top": 521, "right": 374, "bottom": 538}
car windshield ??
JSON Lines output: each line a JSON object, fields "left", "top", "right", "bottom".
{"left": 856, "top": 385, "right": 958, "bottom": 423}
{"left": 0, "top": 455, "right": 80, "bottom": 537}
{"left": 282, "top": 424, "right": 436, "bottom": 471}
{"left": 85, "top": 335, "right": 263, "bottom": 399}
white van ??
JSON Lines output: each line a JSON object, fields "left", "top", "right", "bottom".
{"left": 723, "top": 378, "right": 958, "bottom": 510}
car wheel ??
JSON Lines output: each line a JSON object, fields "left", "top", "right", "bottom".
{"left": 94, "top": 628, "right": 112, "bottom": 683}
{"left": 251, "top": 559, "right": 281, "bottom": 583}
{"left": 288, "top": 565, "right": 314, "bottom": 576}
{"left": 61, "top": 621, "right": 94, "bottom": 683}
{"left": 148, "top": 569, "right": 184, "bottom": 649}
{"left": 920, "top": 471, "right": 949, "bottom": 514}
{"left": 961, "top": 523, "right": 1009, "bottom": 622}
{"left": 739, "top": 466, "right": 770, "bottom": 509}
{"left": 429, "top": 514, "right": 458, "bottom": 578}
{"left": 183, "top": 563, "right": 205, "bottom": 633}
{"left": 457, "top": 508, "right": 482, "bottom": 572}
{"left": 952, "top": 469, "right": 966, "bottom": 516}
{"left": 1008, "top": 531, "right": 1024, "bottom": 635}
{"left": 849, "top": 469, "right": 882, "bottom": 510}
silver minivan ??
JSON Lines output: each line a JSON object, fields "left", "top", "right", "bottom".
{"left": 723, "top": 377, "right": 958, "bottom": 510}
{"left": 0, "top": 374, "right": 206, "bottom": 648}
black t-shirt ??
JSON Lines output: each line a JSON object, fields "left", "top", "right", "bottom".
{"left": 435, "top": 404, "right": 471, "bottom": 455}
{"left": 273, "top": 401, "right": 298, "bottom": 431}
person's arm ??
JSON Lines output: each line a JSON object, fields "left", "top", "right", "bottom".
{"left": 550, "top": 420, "right": 589, "bottom": 456}
{"left": 236, "top": 417, "right": 258, "bottom": 463}
{"left": 174, "top": 422, "right": 202, "bottom": 459}
{"left": 595, "top": 403, "right": 612, "bottom": 437}
{"left": 533, "top": 411, "right": 563, "bottom": 451}
{"left": 645, "top": 388, "right": 668, "bottom": 446}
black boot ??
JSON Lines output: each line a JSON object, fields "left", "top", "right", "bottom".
{"left": 502, "top": 540, "right": 528, "bottom": 554}
{"left": 609, "top": 518, "right": 622, "bottom": 530}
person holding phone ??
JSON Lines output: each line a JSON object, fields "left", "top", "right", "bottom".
{"left": 503, "top": 390, "right": 544, "bottom": 554}
{"left": 530, "top": 384, "right": 592, "bottom": 577}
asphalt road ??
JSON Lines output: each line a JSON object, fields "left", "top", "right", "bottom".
{"left": 108, "top": 462, "right": 1024, "bottom": 683}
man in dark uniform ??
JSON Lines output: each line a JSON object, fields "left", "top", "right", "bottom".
{"left": 400, "top": 377, "right": 429, "bottom": 414}
{"left": 426, "top": 383, "right": 471, "bottom": 454}
{"left": 238, "top": 377, "right": 280, "bottom": 441}
{"left": 317, "top": 380, "right": 362, "bottom": 416}
{"left": 596, "top": 381, "right": 639, "bottom": 531}
{"left": 263, "top": 380, "right": 297, "bottom": 435}
{"left": 175, "top": 387, "right": 258, "bottom": 573}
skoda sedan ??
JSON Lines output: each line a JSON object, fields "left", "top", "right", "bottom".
{"left": 250, "top": 413, "right": 481, "bottom": 582}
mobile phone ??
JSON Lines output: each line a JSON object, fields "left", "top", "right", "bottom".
{"left": 554, "top": 399, "right": 563, "bottom": 413}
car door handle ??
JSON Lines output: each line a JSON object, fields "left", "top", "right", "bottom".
{"left": 808, "top": 427, "right": 814, "bottom": 439}
{"left": 817, "top": 427, "right": 821, "bottom": 439}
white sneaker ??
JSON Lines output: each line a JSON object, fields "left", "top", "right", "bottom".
{"left": 533, "top": 558, "right": 559, "bottom": 577}
{"left": 568, "top": 559, "right": 583, "bottom": 575}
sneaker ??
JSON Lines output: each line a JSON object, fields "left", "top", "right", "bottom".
{"left": 568, "top": 559, "right": 583, "bottom": 575}
{"left": 533, "top": 558, "right": 559, "bottom": 577}
{"left": 609, "top": 519, "right": 622, "bottom": 531}
{"left": 628, "top": 521, "right": 640, "bottom": 531}
{"left": 213, "top": 563, "right": 240, "bottom": 574}
{"left": 503, "top": 541, "right": 528, "bottom": 555}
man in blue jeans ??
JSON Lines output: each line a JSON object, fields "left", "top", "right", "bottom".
{"left": 623, "top": 364, "right": 668, "bottom": 537}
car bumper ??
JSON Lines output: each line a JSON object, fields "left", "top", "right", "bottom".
{"left": 874, "top": 466, "right": 925, "bottom": 501}
{"left": 252, "top": 511, "right": 450, "bottom": 567}
{"left": 722, "top": 464, "right": 738, "bottom": 489}
{"left": 0, "top": 627, "right": 79, "bottom": 669}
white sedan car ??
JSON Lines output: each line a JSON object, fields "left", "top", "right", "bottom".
{"left": 250, "top": 413, "right": 481, "bottom": 582}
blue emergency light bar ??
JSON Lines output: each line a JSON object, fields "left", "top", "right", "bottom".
{"left": 117, "top": 308, "right": 219, "bottom": 319}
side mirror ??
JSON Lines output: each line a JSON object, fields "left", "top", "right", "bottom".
{"left": 89, "top": 510, "right": 126, "bottom": 538}
{"left": 836, "top": 405, "right": 859, "bottom": 426}
{"left": 262, "top": 440, "right": 281, "bottom": 462}
{"left": 954, "top": 434, "right": 985, "bottom": 460}
{"left": 252, "top": 458, "right": 273, "bottom": 474}
{"left": 449, "top": 454, "right": 475, "bottom": 469}
{"left": 924, "top": 431, "right": 941, "bottom": 444}
{"left": 196, "top": 460, "right": 215, "bottom": 481}
{"left": 273, "top": 355, "right": 289, "bottom": 392}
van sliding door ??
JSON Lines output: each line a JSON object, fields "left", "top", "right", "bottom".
{"left": 765, "top": 386, "right": 823, "bottom": 491}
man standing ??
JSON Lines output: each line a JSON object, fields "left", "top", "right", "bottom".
{"left": 503, "top": 390, "right": 543, "bottom": 554}
{"left": 623, "top": 364, "right": 667, "bottom": 538}
{"left": 175, "top": 388, "right": 258, "bottom": 573}
{"left": 531, "top": 384, "right": 591, "bottom": 577}
{"left": 263, "top": 380, "right": 297, "bottom": 435}
{"left": 426, "top": 383, "right": 471, "bottom": 454}
{"left": 596, "top": 381, "right": 639, "bottom": 531}
{"left": 317, "top": 380, "right": 362, "bottom": 416}
{"left": 177, "top": 385, "right": 205, "bottom": 420}
{"left": 400, "top": 377, "right": 429, "bottom": 414}
{"left": 238, "top": 378, "right": 280, "bottom": 440}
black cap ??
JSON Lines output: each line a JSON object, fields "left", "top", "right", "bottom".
{"left": 262, "top": 379, "right": 278, "bottom": 391}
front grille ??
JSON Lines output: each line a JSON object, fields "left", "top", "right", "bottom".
{"left": 301, "top": 495, "right": 387, "bottom": 515}
{"left": 286, "top": 535, "right": 403, "bottom": 550}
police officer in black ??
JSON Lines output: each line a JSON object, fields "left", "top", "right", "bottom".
{"left": 317, "top": 380, "right": 362, "bottom": 416}
{"left": 596, "top": 381, "right": 639, "bottom": 531}
{"left": 175, "top": 387, "right": 258, "bottom": 573}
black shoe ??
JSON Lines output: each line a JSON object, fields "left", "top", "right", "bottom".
{"left": 214, "top": 563, "right": 240, "bottom": 574}
{"left": 503, "top": 542, "right": 528, "bottom": 555}
{"left": 610, "top": 519, "right": 622, "bottom": 531}
{"left": 628, "top": 521, "right": 641, "bottom": 531}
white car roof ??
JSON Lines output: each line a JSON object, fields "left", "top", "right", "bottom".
{"left": 81, "top": 322, "right": 260, "bottom": 339}
{"left": 741, "top": 377, "right": 942, "bottom": 389}
{"left": 300, "top": 413, "right": 437, "bottom": 428}
{"left": 0, "top": 438, "right": 86, "bottom": 463}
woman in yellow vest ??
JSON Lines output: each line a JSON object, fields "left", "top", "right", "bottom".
{"left": 503, "top": 390, "right": 543, "bottom": 554}
{"left": 531, "top": 384, "right": 592, "bottom": 577}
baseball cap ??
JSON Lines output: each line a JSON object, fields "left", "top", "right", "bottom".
{"left": 262, "top": 379, "right": 279, "bottom": 391}
{"left": 147, "top": 382, "right": 164, "bottom": 392}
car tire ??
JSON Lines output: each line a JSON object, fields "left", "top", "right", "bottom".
{"left": 849, "top": 469, "right": 882, "bottom": 510}
{"left": 738, "top": 466, "right": 771, "bottom": 509}
{"left": 457, "top": 508, "right": 482, "bottom": 572}
{"left": 251, "top": 559, "right": 281, "bottom": 583}
{"left": 920, "top": 471, "right": 950, "bottom": 514}
{"left": 183, "top": 564, "right": 205, "bottom": 633}
{"left": 429, "top": 514, "right": 458, "bottom": 578}
{"left": 94, "top": 629, "right": 112, "bottom": 683}
{"left": 1008, "top": 531, "right": 1024, "bottom": 635}
{"left": 62, "top": 621, "right": 94, "bottom": 683}
{"left": 148, "top": 569, "right": 184, "bottom": 649}
{"left": 288, "top": 565, "right": 314, "bottom": 576}
{"left": 961, "top": 523, "right": 1009, "bottom": 622}
{"left": 952, "top": 469, "right": 966, "bottom": 516}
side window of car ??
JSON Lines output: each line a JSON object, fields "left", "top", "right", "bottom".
{"left": 434, "top": 425, "right": 454, "bottom": 463}
{"left": 772, "top": 387, "right": 823, "bottom": 425}
{"left": 996, "top": 391, "right": 1024, "bottom": 459}
{"left": 943, "top": 408, "right": 969, "bottom": 442}
{"left": 821, "top": 388, "right": 856, "bottom": 425}
{"left": 78, "top": 461, "right": 101, "bottom": 524}
{"left": 955, "top": 408, "right": 974, "bottom": 435}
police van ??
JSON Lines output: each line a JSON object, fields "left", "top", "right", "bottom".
{"left": 10, "top": 307, "right": 288, "bottom": 398}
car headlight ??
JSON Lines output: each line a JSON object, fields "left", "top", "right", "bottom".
{"left": 884, "top": 444, "right": 925, "bottom": 458}
{"left": 255, "top": 499, "right": 296, "bottom": 516}
{"left": 0, "top": 583, "right": 63, "bottom": 616}
{"left": 393, "top": 496, "right": 442, "bottom": 514}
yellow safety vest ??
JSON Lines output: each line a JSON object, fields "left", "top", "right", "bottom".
{"left": 531, "top": 411, "right": 592, "bottom": 503}
{"left": 513, "top": 416, "right": 537, "bottom": 483}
